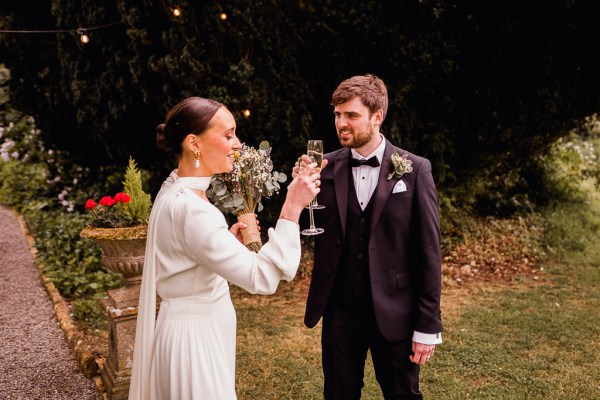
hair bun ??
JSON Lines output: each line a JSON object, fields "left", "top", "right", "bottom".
{"left": 156, "top": 123, "right": 172, "bottom": 152}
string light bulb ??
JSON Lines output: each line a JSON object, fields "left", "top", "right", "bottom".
{"left": 242, "top": 109, "right": 251, "bottom": 118}
{"left": 220, "top": 13, "right": 227, "bottom": 20}
{"left": 77, "top": 29, "right": 89, "bottom": 44}
{"left": 172, "top": 7, "right": 182, "bottom": 17}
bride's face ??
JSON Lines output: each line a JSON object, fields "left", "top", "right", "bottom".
{"left": 197, "top": 107, "right": 241, "bottom": 175}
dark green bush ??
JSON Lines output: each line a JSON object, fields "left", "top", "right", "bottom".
{"left": 439, "top": 164, "right": 534, "bottom": 218}
{"left": 24, "top": 208, "right": 122, "bottom": 299}
{"left": 526, "top": 130, "right": 599, "bottom": 205}
{"left": 0, "top": 161, "right": 51, "bottom": 211}
{"left": 71, "top": 295, "right": 107, "bottom": 330}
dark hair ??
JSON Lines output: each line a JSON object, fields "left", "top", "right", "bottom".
{"left": 331, "top": 74, "right": 388, "bottom": 124}
{"left": 156, "top": 97, "right": 223, "bottom": 155}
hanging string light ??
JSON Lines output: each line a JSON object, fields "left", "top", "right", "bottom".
{"left": 242, "top": 109, "right": 251, "bottom": 119}
{"left": 77, "top": 29, "right": 90, "bottom": 44}
{"left": 0, "top": 8, "right": 236, "bottom": 49}
{"left": 0, "top": 9, "right": 164, "bottom": 44}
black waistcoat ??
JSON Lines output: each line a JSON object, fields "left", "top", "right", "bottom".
{"left": 331, "top": 171, "right": 376, "bottom": 306}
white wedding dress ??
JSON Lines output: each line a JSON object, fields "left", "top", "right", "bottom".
{"left": 128, "top": 170, "right": 301, "bottom": 400}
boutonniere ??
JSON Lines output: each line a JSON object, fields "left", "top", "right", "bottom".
{"left": 387, "top": 152, "right": 413, "bottom": 180}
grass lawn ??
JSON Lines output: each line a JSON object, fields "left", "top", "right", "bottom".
{"left": 424, "top": 262, "right": 600, "bottom": 400}
{"left": 233, "top": 251, "right": 600, "bottom": 399}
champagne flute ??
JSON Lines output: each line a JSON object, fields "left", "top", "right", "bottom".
{"left": 300, "top": 149, "right": 324, "bottom": 236}
{"left": 307, "top": 140, "right": 325, "bottom": 210}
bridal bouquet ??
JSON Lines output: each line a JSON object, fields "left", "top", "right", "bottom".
{"left": 206, "top": 141, "right": 287, "bottom": 252}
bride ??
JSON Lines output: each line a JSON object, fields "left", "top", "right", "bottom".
{"left": 128, "top": 97, "right": 322, "bottom": 399}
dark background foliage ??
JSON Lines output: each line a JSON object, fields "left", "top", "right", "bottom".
{"left": 2, "top": 0, "right": 600, "bottom": 215}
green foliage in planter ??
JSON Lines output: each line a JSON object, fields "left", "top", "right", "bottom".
{"left": 122, "top": 156, "right": 152, "bottom": 225}
{"left": 83, "top": 156, "right": 153, "bottom": 228}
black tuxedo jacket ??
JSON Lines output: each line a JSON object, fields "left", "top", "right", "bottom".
{"left": 304, "top": 140, "right": 443, "bottom": 341}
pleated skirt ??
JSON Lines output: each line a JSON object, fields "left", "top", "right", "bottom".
{"left": 150, "top": 292, "right": 237, "bottom": 400}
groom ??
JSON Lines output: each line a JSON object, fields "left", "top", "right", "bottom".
{"left": 301, "top": 74, "right": 443, "bottom": 399}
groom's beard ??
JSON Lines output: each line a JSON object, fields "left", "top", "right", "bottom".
{"left": 338, "top": 122, "right": 375, "bottom": 149}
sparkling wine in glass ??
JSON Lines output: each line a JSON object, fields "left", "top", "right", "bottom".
{"left": 307, "top": 140, "right": 325, "bottom": 210}
{"left": 300, "top": 144, "right": 324, "bottom": 236}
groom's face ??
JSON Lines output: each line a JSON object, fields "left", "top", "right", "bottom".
{"left": 334, "top": 97, "right": 378, "bottom": 150}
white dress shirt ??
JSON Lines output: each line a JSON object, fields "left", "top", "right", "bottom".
{"left": 350, "top": 136, "right": 442, "bottom": 345}
{"left": 350, "top": 138, "right": 386, "bottom": 211}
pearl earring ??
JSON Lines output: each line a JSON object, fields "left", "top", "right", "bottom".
{"left": 194, "top": 151, "right": 200, "bottom": 168}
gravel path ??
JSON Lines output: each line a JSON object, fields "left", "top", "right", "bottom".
{"left": 0, "top": 205, "right": 100, "bottom": 400}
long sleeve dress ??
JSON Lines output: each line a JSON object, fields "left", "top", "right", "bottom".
{"left": 128, "top": 171, "right": 301, "bottom": 400}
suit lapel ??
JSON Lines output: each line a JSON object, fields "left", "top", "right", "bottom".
{"left": 370, "top": 142, "right": 397, "bottom": 234}
{"left": 333, "top": 149, "right": 351, "bottom": 236}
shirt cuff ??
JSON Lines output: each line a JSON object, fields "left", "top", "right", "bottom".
{"left": 413, "top": 331, "right": 442, "bottom": 345}
{"left": 275, "top": 218, "right": 299, "bottom": 231}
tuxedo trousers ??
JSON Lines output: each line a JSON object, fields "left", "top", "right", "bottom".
{"left": 321, "top": 301, "right": 422, "bottom": 400}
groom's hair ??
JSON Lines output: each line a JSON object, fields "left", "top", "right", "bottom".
{"left": 331, "top": 74, "right": 388, "bottom": 124}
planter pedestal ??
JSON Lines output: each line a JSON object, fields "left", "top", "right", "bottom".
{"left": 99, "top": 292, "right": 140, "bottom": 400}
{"left": 80, "top": 226, "right": 147, "bottom": 400}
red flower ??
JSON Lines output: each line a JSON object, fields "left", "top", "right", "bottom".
{"left": 99, "top": 196, "right": 116, "bottom": 207}
{"left": 114, "top": 192, "right": 131, "bottom": 203}
{"left": 85, "top": 199, "right": 97, "bottom": 209}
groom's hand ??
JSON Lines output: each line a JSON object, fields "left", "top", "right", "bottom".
{"left": 410, "top": 341, "right": 436, "bottom": 365}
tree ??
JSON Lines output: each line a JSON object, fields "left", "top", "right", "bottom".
{"left": 2, "top": 0, "right": 600, "bottom": 215}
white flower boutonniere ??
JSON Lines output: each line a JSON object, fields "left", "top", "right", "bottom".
{"left": 387, "top": 152, "right": 413, "bottom": 180}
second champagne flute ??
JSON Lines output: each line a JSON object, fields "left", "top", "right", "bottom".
{"left": 299, "top": 150, "right": 324, "bottom": 236}
{"left": 307, "top": 139, "right": 325, "bottom": 210}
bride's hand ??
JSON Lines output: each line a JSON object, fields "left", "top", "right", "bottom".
{"left": 230, "top": 217, "right": 260, "bottom": 244}
{"left": 286, "top": 163, "right": 321, "bottom": 209}
{"left": 292, "top": 155, "right": 328, "bottom": 179}
{"left": 229, "top": 222, "right": 247, "bottom": 243}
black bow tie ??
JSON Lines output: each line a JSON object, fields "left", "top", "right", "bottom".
{"left": 350, "top": 156, "right": 380, "bottom": 168}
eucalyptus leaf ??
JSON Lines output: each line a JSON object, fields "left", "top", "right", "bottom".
{"left": 259, "top": 141, "right": 270, "bottom": 151}
{"left": 233, "top": 196, "right": 244, "bottom": 207}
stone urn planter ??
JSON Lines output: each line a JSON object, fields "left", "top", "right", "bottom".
{"left": 80, "top": 224, "right": 148, "bottom": 400}
{"left": 80, "top": 225, "right": 147, "bottom": 291}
